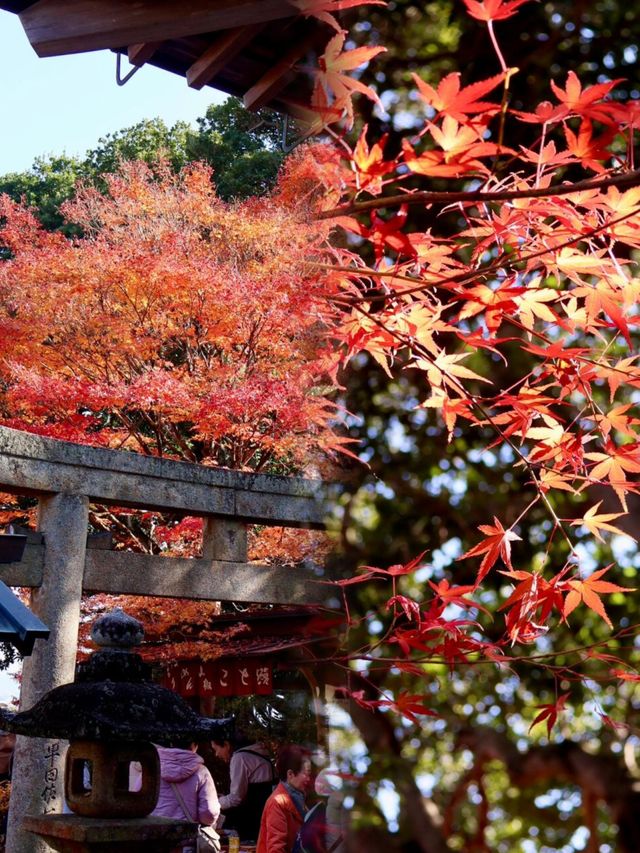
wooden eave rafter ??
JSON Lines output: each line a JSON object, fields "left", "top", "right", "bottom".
{"left": 18, "top": 0, "right": 299, "bottom": 57}
{"left": 1, "top": 0, "right": 327, "bottom": 115}
{"left": 127, "top": 41, "right": 162, "bottom": 66}
{"left": 243, "top": 34, "right": 315, "bottom": 111}
{"left": 186, "top": 24, "right": 265, "bottom": 90}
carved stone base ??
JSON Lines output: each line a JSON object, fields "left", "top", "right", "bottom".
{"left": 23, "top": 814, "right": 197, "bottom": 852}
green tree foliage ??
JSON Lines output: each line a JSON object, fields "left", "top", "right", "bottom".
{"left": 185, "top": 98, "right": 284, "bottom": 199}
{"left": 0, "top": 98, "right": 285, "bottom": 233}
{"left": 0, "top": 155, "right": 84, "bottom": 232}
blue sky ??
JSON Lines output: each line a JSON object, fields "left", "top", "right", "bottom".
{"left": 0, "top": 10, "right": 226, "bottom": 174}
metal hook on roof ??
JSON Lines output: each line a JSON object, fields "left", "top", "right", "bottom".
{"left": 281, "top": 114, "right": 305, "bottom": 154}
{"left": 116, "top": 51, "right": 142, "bottom": 87}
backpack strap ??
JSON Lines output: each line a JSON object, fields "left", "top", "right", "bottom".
{"left": 236, "top": 748, "right": 277, "bottom": 782}
{"left": 327, "top": 834, "right": 344, "bottom": 853}
{"left": 170, "top": 782, "right": 195, "bottom": 823}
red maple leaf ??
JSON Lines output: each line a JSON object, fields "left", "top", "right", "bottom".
{"left": 459, "top": 518, "right": 521, "bottom": 586}
{"left": 351, "top": 125, "right": 392, "bottom": 194}
{"left": 292, "top": 0, "right": 386, "bottom": 33}
{"left": 428, "top": 579, "right": 488, "bottom": 612}
{"left": 411, "top": 71, "right": 505, "bottom": 121}
{"left": 314, "top": 32, "right": 387, "bottom": 127}
{"left": 378, "top": 690, "right": 440, "bottom": 724}
{"left": 563, "top": 566, "right": 633, "bottom": 629}
{"left": 530, "top": 693, "right": 570, "bottom": 737}
{"left": 463, "top": 0, "right": 530, "bottom": 22}
{"left": 549, "top": 71, "right": 623, "bottom": 124}
{"left": 499, "top": 569, "right": 565, "bottom": 644}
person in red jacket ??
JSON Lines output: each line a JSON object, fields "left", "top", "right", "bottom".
{"left": 256, "top": 745, "right": 311, "bottom": 853}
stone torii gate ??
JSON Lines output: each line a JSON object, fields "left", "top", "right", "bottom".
{"left": 0, "top": 425, "right": 331, "bottom": 852}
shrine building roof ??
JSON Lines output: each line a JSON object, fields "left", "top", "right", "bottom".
{"left": 0, "top": 1, "right": 329, "bottom": 116}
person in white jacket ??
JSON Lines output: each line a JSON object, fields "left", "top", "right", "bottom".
{"left": 211, "top": 736, "right": 275, "bottom": 841}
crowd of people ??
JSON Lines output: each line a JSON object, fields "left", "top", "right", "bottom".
{"left": 0, "top": 724, "right": 344, "bottom": 853}
{"left": 152, "top": 736, "right": 346, "bottom": 853}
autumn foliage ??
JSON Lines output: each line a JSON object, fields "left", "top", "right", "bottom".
{"left": 0, "top": 160, "right": 336, "bottom": 471}
{"left": 287, "top": 0, "right": 640, "bottom": 737}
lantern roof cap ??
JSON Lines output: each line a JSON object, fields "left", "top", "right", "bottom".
{"left": 0, "top": 609, "right": 231, "bottom": 743}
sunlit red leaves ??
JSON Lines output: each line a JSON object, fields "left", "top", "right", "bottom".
{"left": 549, "top": 71, "right": 622, "bottom": 124}
{"left": 0, "top": 161, "right": 338, "bottom": 470}
{"left": 610, "top": 668, "right": 640, "bottom": 683}
{"left": 563, "top": 566, "right": 632, "bottom": 629}
{"left": 402, "top": 118, "right": 512, "bottom": 179}
{"left": 411, "top": 71, "right": 506, "bottom": 121}
{"left": 584, "top": 443, "right": 640, "bottom": 509}
{"left": 314, "top": 32, "right": 386, "bottom": 128}
{"left": 570, "top": 502, "right": 629, "bottom": 543}
{"left": 348, "top": 689, "right": 439, "bottom": 724}
{"left": 499, "top": 570, "right": 565, "bottom": 645}
{"left": 530, "top": 693, "right": 570, "bottom": 738}
{"left": 292, "top": 0, "right": 386, "bottom": 32}
{"left": 460, "top": 518, "right": 521, "bottom": 587}
{"left": 563, "top": 120, "right": 615, "bottom": 173}
{"left": 351, "top": 125, "right": 393, "bottom": 194}
{"left": 376, "top": 691, "right": 440, "bottom": 724}
{"left": 463, "top": 0, "right": 530, "bottom": 22}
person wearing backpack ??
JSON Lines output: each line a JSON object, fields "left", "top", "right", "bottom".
{"left": 211, "top": 734, "right": 276, "bottom": 841}
{"left": 256, "top": 745, "right": 311, "bottom": 853}
{"left": 151, "top": 741, "right": 221, "bottom": 853}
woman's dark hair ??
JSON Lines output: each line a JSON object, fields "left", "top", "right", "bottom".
{"left": 211, "top": 729, "right": 251, "bottom": 750}
{"left": 276, "top": 745, "right": 308, "bottom": 781}
{"left": 164, "top": 739, "right": 194, "bottom": 750}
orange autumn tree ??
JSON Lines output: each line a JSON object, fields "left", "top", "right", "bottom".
{"left": 0, "top": 160, "right": 334, "bottom": 470}
{"left": 285, "top": 1, "right": 640, "bottom": 850}
{"left": 0, "top": 159, "right": 339, "bottom": 548}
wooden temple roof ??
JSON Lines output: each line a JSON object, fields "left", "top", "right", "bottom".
{"left": 0, "top": 1, "right": 329, "bottom": 115}
{"left": 137, "top": 606, "right": 343, "bottom": 663}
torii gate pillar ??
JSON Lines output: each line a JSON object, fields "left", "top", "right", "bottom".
{"left": 7, "top": 493, "right": 89, "bottom": 853}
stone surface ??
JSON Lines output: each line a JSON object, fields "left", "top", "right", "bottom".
{"left": 90, "top": 609, "right": 144, "bottom": 649}
{"left": 23, "top": 814, "right": 197, "bottom": 852}
{"left": 65, "top": 740, "right": 159, "bottom": 818}
{"left": 0, "top": 547, "right": 336, "bottom": 606}
{"left": 7, "top": 493, "right": 89, "bottom": 853}
{"left": 84, "top": 550, "right": 335, "bottom": 605}
{"left": 0, "top": 425, "right": 327, "bottom": 527}
{"left": 1, "top": 679, "right": 232, "bottom": 742}
{"left": 202, "top": 518, "right": 248, "bottom": 562}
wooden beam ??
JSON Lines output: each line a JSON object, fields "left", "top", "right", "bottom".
{"left": 243, "top": 39, "right": 312, "bottom": 112}
{"left": 127, "top": 41, "right": 162, "bottom": 66}
{"left": 0, "top": 426, "right": 327, "bottom": 528}
{"left": 20, "top": 0, "right": 298, "bottom": 58}
{"left": 187, "top": 24, "right": 263, "bottom": 90}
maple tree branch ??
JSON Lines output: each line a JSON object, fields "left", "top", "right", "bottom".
{"left": 317, "top": 169, "right": 640, "bottom": 220}
{"left": 346, "top": 299, "right": 580, "bottom": 554}
{"left": 317, "top": 203, "right": 640, "bottom": 307}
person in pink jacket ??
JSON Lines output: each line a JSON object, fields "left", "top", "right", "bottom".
{"left": 152, "top": 741, "right": 221, "bottom": 853}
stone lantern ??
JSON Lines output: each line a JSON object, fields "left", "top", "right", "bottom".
{"left": 1, "top": 608, "right": 231, "bottom": 852}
